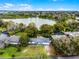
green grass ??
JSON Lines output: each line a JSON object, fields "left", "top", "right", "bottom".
{"left": 0, "top": 27, "right": 4, "bottom": 31}
{"left": 0, "top": 47, "right": 17, "bottom": 57}
{"left": 16, "top": 32, "right": 26, "bottom": 36}
{"left": 21, "top": 45, "right": 47, "bottom": 57}
{"left": 0, "top": 45, "right": 49, "bottom": 58}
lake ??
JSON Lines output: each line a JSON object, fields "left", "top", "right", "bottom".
{"left": 3, "top": 18, "right": 56, "bottom": 28}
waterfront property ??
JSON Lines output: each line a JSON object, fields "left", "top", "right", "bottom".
{"left": 8, "top": 35, "right": 20, "bottom": 45}
{"left": 52, "top": 32, "right": 79, "bottom": 40}
{"left": 52, "top": 35, "right": 66, "bottom": 40}
{"left": 0, "top": 31, "right": 79, "bottom": 47}
{"left": 29, "top": 36, "right": 51, "bottom": 45}
{"left": 0, "top": 32, "right": 51, "bottom": 47}
{"left": 0, "top": 33, "right": 8, "bottom": 48}
{"left": 64, "top": 32, "right": 79, "bottom": 36}
{"left": 76, "top": 17, "right": 79, "bottom": 21}
{"left": 0, "top": 32, "right": 21, "bottom": 47}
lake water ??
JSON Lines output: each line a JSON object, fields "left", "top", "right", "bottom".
{"left": 3, "top": 18, "right": 56, "bottom": 28}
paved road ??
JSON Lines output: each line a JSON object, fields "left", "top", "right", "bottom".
{"left": 50, "top": 56, "right": 79, "bottom": 59}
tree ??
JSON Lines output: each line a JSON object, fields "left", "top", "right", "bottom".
{"left": 19, "top": 33, "right": 29, "bottom": 47}
{"left": 0, "top": 19, "right": 3, "bottom": 27}
{"left": 66, "top": 22, "right": 79, "bottom": 31}
{"left": 25, "top": 23, "right": 38, "bottom": 37}
{"left": 18, "top": 23, "right": 26, "bottom": 32}
{"left": 40, "top": 24, "right": 53, "bottom": 37}
{"left": 11, "top": 54, "right": 15, "bottom": 58}
{"left": 53, "top": 23, "right": 65, "bottom": 32}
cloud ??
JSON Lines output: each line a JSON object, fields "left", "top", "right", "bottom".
{"left": 0, "top": 3, "right": 32, "bottom": 11}
{"left": 0, "top": 3, "right": 54, "bottom": 11}
{"left": 0, "top": 3, "right": 74, "bottom": 11}
{"left": 1, "top": 3, "right": 14, "bottom": 9}
{"left": 35, "top": 8, "right": 53, "bottom": 11}
{"left": 5, "top": 3, "right": 14, "bottom": 7}
{"left": 58, "top": 8, "right": 72, "bottom": 11}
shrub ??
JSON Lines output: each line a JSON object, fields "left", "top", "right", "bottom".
{"left": 11, "top": 54, "right": 15, "bottom": 58}
{"left": 16, "top": 47, "right": 21, "bottom": 52}
{"left": 0, "top": 52, "right": 4, "bottom": 55}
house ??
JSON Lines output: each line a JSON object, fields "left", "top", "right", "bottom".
{"left": 8, "top": 35, "right": 51, "bottom": 45}
{"left": 2, "top": 31, "right": 9, "bottom": 35}
{"left": 29, "top": 36, "right": 51, "bottom": 45}
{"left": 52, "top": 32, "right": 79, "bottom": 40}
{"left": 0, "top": 33, "right": 8, "bottom": 48}
{"left": 64, "top": 32, "right": 79, "bottom": 37}
{"left": 54, "top": 31, "right": 64, "bottom": 35}
{"left": 0, "top": 33, "right": 8, "bottom": 41}
{"left": 8, "top": 35, "right": 20, "bottom": 45}
{"left": 75, "top": 17, "right": 79, "bottom": 22}
{"left": 76, "top": 17, "right": 79, "bottom": 21}
{"left": 52, "top": 35, "right": 66, "bottom": 40}
{"left": 52, "top": 31, "right": 66, "bottom": 40}
{"left": 0, "top": 34, "right": 20, "bottom": 47}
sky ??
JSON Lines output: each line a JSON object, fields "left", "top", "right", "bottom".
{"left": 0, "top": 0, "right": 79, "bottom": 11}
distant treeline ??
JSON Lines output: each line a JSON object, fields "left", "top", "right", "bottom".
{"left": 0, "top": 11, "right": 78, "bottom": 20}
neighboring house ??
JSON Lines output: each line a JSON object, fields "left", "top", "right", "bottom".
{"left": 8, "top": 35, "right": 20, "bottom": 45}
{"left": 75, "top": 17, "right": 79, "bottom": 22}
{"left": 76, "top": 17, "right": 79, "bottom": 21}
{"left": 29, "top": 36, "right": 51, "bottom": 45}
{"left": 52, "top": 32, "right": 66, "bottom": 40}
{"left": 52, "top": 35, "right": 66, "bottom": 40}
{"left": 54, "top": 32, "right": 64, "bottom": 35}
{"left": 8, "top": 35, "right": 51, "bottom": 45}
{"left": 0, "top": 33, "right": 8, "bottom": 48}
{"left": 2, "top": 31, "right": 9, "bottom": 35}
{"left": 52, "top": 32, "right": 79, "bottom": 40}
{"left": 64, "top": 32, "right": 79, "bottom": 37}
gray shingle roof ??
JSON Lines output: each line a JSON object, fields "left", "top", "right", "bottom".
{"left": 0, "top": 33, "right": 8, "bottom": 41}
{"left": 8, "top": 35, "right": 20, "bottom": 44}
{"left": 64, "top": 32, "right": 79, "bottom": 36}
{"left": 29, "top": 36, "right": 51, "bottom": 45}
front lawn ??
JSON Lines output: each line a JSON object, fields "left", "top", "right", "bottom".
{"left": 0, "top": 27, "right": 5, "bottom": 31}
{"left": 21, "top": 45, "right": 47, "bottom": 57}
{"left": 0, "top": 45, "right": 49, "bottom": 58}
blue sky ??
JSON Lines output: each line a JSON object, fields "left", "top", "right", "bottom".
{"left": 0, "top": 0, "right": 79, "bottom": 11}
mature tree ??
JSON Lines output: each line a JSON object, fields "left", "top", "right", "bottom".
{"left": 19, "top": 33, "right": 29, "bottom": 47}
{"left": 53, "top": 23, "right": 66, "bottom": 32}
{"left": 66, "top": 22, "right": 79, "bottom": 31}
{"left": 25, "top": 23, "right": 38, "bottom": 37}
{"left": 0, "top": 19, "right": 3, "bottom": 27}
{"left": 2, "top": 22, "right": 8, "bottom": 28}
{"left": 17, "top": 23, "right": 26, "bottom": 32}
{"left": 40, "top": 24, "right": 53, "bottom": 37}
